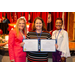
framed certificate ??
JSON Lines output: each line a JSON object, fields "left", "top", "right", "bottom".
{"left": 40, "top": 39, "right": 56, "bottom": 52}
{"left": 23, "top": 39, "right": 39, "bottom": 52}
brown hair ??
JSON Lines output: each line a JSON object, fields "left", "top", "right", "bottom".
{"left": 32, "top": 17, "right": 47, "bottom": 31}
{"left": 15, "top": 17, "right": 27, "bottom": 37}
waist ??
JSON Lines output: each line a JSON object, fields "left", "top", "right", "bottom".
{"left": 28, "top": 52, "right": 48, "bottom": 57}
{"left": 28, "top": 52, "right": 48, "bottom": 62}
{"left": 29, "top": 52, "right": 48, "bottom": 54}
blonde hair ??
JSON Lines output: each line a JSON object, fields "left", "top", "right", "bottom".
{"left": 15, "top": 17, "right": 27, "bottom": 37}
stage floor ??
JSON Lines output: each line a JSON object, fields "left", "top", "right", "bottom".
{"left": 0, "top": 55, "right": 74, "bottom": 62}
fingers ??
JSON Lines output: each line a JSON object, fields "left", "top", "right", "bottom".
{"left": 2, "top": 39, "right": 7, "bottom": 42}
{"left": 0, "top": 37, "right": 2, "bottom": 40}
{"left": 59, "top": 57, "right": 66, "bottom": 62}
{"left": 20, "top": 42, "right": 25, "bottom": 47}
{"left": 55, "top": 44, "right": 58, "bottom": 49}
{"left": 11, "top": 59, "right": 15, "bottom": 62}
{"left": 6, "top": 41, "right": 8, "bottom": 44}
{"left": 60, "top": 57, "right": 66, "bottom": 62}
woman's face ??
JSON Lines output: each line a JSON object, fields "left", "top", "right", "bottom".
{"left": 35, "top": 19, "right": 43, "bottom": 30}
{"left": 18, "top": 20, "right": 25, "bottom": 30}
{"left": 55, "top": 20, "right": 62, "bottom": 30}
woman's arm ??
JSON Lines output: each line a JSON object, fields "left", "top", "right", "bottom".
{"left": 0, "top": 37, "right": 2, "bottom": 40}
{"left": 20, "top": 42, "right": 25, "bottom": 47}
{"left": 60, "top": 31, "right": 71, "bottom": 58}
{"left": 8, "top": 30, "right": 15, "bottom": 61}
{"left": 0, "top": 42, "right": 8, "bottom": 46}
{"left": 0, "top": 37, "right": 7, "bottom": 42}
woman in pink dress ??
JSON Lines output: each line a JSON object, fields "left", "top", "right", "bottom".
{"left": 8, "top": 17, "right": 27, "bottom": 62}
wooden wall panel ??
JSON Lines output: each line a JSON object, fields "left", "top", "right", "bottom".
{"left": 68, "top": 12, "right": 74, "bottom": 40}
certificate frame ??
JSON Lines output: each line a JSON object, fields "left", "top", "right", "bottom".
{"left": 23, "top": 39, "right": 39, "bottom": 52}
{"left": 40, "top": 39, "right": 56, "bottom": 52}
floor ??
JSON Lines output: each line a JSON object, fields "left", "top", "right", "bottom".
{"left": 0, "top": 55, "right": 74, "bottom": 62}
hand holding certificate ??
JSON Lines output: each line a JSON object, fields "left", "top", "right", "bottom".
{"left": 23, "top": 39, "right": 38, "bottom": 51}
{"left": 23, "top": 39, "right": 56, "bottom": 52}
{"left": 40, "top": 39, "right": 56, "bottom": 52}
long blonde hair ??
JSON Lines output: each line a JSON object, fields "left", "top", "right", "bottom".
{"left": 15, "top": 17, "right": 27, "bottom": 37}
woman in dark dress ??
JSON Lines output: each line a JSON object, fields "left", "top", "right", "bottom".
{"left": 26, "top": 17, "right": 51, "bottom": 62}
{"left": 21, "top": 17, "right": 58, "bottom": 62}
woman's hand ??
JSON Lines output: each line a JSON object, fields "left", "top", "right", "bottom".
{"left": 2, "top": 39, "right": 7, "bottom": 42}
{"left": 11, "top": 59, "right": 15, "bottom": 62}
{"left": 60, "top": 57, "right": 66, "bottom": 62}
{"left": 0, "top": 37, "right": 7, "bottom": 42}
{"left": 20, "top": 42, "right": 25, "bottom": 47}
{"left": 55, "top": 44, "right": 58, "bottom": 49}
{"left": 5, "top": 41, "right": 8, "bottom": 44}
{"left": 0, "top": 37, "right": 2, "bottom": 40}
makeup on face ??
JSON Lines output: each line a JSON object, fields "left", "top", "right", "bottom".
{"left": 18, "top": 20, "right": 25, "bottom": 30}
{"left": 55, "top": 20, "right": 62, "bottom": 30}
{"left": 35, "top": 19, "right": 43, "bottom": 30}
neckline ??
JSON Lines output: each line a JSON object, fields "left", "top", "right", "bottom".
{"left": 36, "top": 30, "right": 42, "bottom": 33}
{"left": 19, "top": 31, "right": 26, "bottom": 38}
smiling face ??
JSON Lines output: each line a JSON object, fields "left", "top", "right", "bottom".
{"left": 35, "top": 19, "right": 43, "bottom": 30}
{"left": 18, "top": 20, "right": 25, "bottom": 30}
{"left": 55, "top": 19, "right": 62, "bottom": 30}
{"left": 32, "top": 17, "right": 46, "bottom": 31}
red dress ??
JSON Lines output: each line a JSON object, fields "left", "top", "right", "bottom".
{"left": 8, "top": 29, "right": 26, "bottom": 62}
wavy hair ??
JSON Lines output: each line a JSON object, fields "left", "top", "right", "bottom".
{"left": 15, "top": 17, "right": 27, "bottom": 37}
{"left": 32, "top": 17, "right": 47, "bottom": 31}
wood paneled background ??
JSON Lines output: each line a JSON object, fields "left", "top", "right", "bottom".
{"left": 68, "top": 12, "right": 74, "bottom": 40}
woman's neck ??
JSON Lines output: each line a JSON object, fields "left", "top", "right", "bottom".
{"left": 19, "top": 29, "right": 23, "bottom": 33}
{"left": 57, "top": 28, "right": 62, "bottom": 30}
{"left": 19, "top": 29, "right": 24, "bottom": 35}
{"left": 36, "top": 29, "right": 42, "bottom": 33}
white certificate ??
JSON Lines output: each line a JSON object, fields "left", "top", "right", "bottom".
{"left": 40, "top": 39, "right": 56, "bottom": 52}
{"left": 23, "top": 39, "right": 38, "bottom": 51}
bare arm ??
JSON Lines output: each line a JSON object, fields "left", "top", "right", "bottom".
{"left": 0, "top": 37, "right": 2, "bottom": 40}
{"left": 0, "top": 37, "right": 7, "bottom": 42}
{"left": 0, "top": 42, "right": 8, "bottom": 46}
